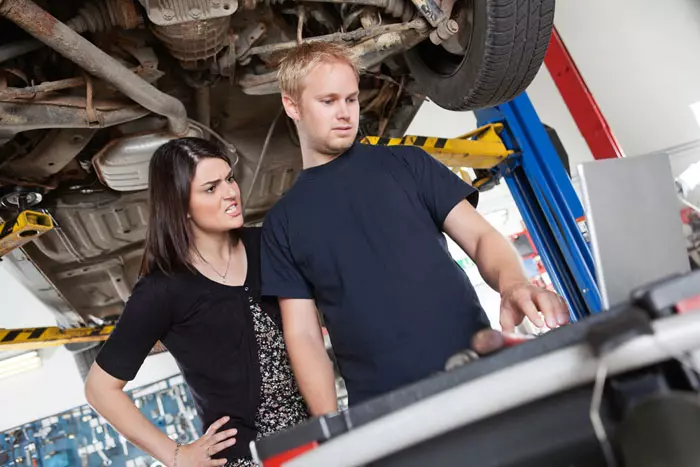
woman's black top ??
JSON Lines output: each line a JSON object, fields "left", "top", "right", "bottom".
{"left": 96, "top": 227, "right": 282, "bottom": 461}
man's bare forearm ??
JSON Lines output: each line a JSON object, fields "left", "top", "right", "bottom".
{"left": 285, "top": 333, "right": 338, "bottom": 416}
{"left": 474, "top": 229, "right": 529, "bottom": 294}
{"left": 443, "top": 200, "right": 528, "bottom": 294}
{"left": 86, "top": 384, "right": 177, "bottom": 464}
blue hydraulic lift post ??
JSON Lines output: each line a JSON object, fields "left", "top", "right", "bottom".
{"left": 474, "top": 92, "right": 603, "bottom": 320}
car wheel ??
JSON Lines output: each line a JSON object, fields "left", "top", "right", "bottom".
{"left": 405, "top": 0, "right": 555, "bottom": 110}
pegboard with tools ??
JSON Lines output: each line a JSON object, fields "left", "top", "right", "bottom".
{"left": 0, "top": 374, "right": 202, "bottom": 467}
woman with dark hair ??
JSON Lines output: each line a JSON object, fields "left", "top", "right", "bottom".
{"left": 84, "top": 137, "right": 309, "bottom": 467}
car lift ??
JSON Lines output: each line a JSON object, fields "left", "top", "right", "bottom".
{"left": 474, "top": 92, "right": 603, "bottom": 318}
{"left": 0, "top": 91, "right": 601, "bottom": 351}
{"left": 0, "top": 325, "right": 114, "bottom": 351}
{"left": 360, "top": 122, "right": 514, "bottom": 190}
{"left": 0, "top": 210, "right": 54, "bottom": 258}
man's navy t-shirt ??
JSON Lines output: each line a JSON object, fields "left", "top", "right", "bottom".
{"left": 260, "top": 142, "right": 491, "bottom": 405}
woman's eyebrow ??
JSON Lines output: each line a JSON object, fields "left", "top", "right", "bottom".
{"left": 202, "top": 171, "right": 233, "bottom": 186}
{"left": 201, "top": 178, "right": 221, "bottom": 187}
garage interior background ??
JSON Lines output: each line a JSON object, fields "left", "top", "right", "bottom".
{"left": 2, "top": 0, "right": 700, "bottom": 433}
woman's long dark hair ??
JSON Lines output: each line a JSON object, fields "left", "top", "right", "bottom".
{"left": 142, "top": 137, "right": 233, "bottom": 276}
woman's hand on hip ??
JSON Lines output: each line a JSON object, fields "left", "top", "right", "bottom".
{"left": 176, "top": 416, "right": 237, "bottom": 466}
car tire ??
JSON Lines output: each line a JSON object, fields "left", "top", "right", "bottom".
{"left": 405, "top": 0, "right": 555, "bottom": 111}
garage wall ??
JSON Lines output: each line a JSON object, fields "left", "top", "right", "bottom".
{"left": 0, "top": 263, "right": 180, "bottom": 431}
{"left": 527, "top": 65, "right": 595, "bottom": 179}
{"left": 551, "top": 0, "right": 700, "bottom": 158}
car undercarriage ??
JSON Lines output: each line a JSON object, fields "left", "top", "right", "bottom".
{"left": 0, "top": 0, "right": 554, "bottom": 373}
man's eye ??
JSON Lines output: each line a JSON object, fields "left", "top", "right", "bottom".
{"left": 226, "top": 176, "right": 235, "bottom": 183}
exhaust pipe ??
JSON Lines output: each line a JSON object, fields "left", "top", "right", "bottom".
{"left": 0, "top": 0, "right": 189, "bottom": 135}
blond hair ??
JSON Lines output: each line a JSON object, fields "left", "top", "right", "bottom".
{"left": 277, "top": 42, "right": 360, "bottom": 101}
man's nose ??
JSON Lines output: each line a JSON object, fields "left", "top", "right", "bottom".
{"left": 337, "top": 101, "right": 350, "bottom": 120}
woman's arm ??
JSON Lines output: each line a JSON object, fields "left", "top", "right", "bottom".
{"left": 86, "top": 363, "right": 237, "bottom": 467}
{"left": 85, "top": 363, "right": 178, "bottom": 463}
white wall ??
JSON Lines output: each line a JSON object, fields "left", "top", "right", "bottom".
{"left": 406, "top": 99, "right": 478, "bottom": 138}
{"left": 0, "top": 262, "right": 180, "bottom": 431}
{"left": 551, "top": 0, "right": 700, "bottom": 158}
{"left": 527, "top": 65, "right": 593, "bottom": 200}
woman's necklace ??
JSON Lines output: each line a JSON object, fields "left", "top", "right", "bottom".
{"left": 199, "top": 242, "right": 232, "bottom": 283}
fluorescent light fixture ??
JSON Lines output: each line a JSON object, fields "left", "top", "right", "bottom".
{"left": 0, "top": 351, "right": 42, "bottom": 380}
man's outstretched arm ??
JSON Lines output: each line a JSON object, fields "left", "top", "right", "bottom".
{"left": 280, "top": 298, "right": 338, "bottom": 416}
{"left": 444, "top": 199, "right": 529, "bottom": 294}
{"left": 443, "top": 199, "right": 570, "bottom": 332}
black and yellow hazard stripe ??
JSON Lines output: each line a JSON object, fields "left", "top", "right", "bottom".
{"left": 0, "top": 325, "right": 115, "bottom": 350}
{"left": 364, "top": 135, "right": 451, "bottom": 151}
{"left": 360, "top": 123, "right": 514, "bottom": 170}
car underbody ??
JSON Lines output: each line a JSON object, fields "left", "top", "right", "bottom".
{"left": 0, "top": 0, "right": 555, "bottom": 335}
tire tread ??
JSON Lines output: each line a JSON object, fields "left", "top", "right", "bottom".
{"left": 407, "top": 0, "right": 555, "bottom": 111}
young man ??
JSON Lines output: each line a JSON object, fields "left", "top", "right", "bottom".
{"left": 261, "top": 42, "right": 569, "bottom": 415}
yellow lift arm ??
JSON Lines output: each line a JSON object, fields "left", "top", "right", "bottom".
{"left": 0, "top": 325, "right": 115, "bottom": 351}
{"left": 361, "top": 123, "right": 513, "bottom": 171}
{"left": 0, "top": 209, "right": 54, "bottom": 257}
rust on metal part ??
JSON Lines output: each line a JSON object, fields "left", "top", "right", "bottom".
{"left": 0, "top": 76, "right": 87, "bottom": 100}
{"left": 244, "top": 19, "right": 425, "bottom": 59}
{"left": 1, "top": 0, "right": 189, "bottom": 134}
{"left": 0, "top": 95, "right": 140, "bottom": 111}
{"left": 115, "top": 0, "right": 141, "bottom": 29}
{"left": 409, "top": 0, "right": 444, "bottom": 26}
{"left": 0, "top": 0, "right": 58, "bottom": 38}
{"left": 0, "top": 174, "right": 58, "bottom": 190}
{"left": 240, "top": 23, "right": 426, "bottom": 93}
{"left": 0, "top": 66, "right": 153, "bottom": 102}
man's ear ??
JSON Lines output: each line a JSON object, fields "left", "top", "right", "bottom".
{"left": 282, "top": 93, "right": 300, "bottom": 121}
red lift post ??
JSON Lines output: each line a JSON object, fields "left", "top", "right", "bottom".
{"left": 544, "top": 26, "right": 625, "bottom": 160}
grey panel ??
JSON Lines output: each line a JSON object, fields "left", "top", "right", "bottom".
{"left": 577, "top": 154, "right": 690, "bottom": 309}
